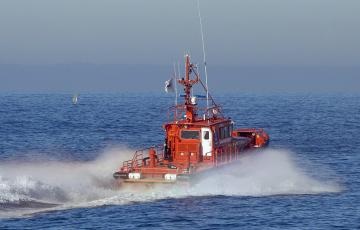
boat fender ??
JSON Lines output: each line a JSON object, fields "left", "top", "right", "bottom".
{"left": 128, "top": 173, "right": 141, "bottom": 180}
{"left": 164, "top": 174, "right": 177, "bottom": 181}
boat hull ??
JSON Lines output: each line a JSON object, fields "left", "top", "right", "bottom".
{"left": 113, "top": 132, "right": 269, "bottom": 185}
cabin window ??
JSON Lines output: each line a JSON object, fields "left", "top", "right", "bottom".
{"left": 219, "top": 126, "right": 231, "bottom": 139}
{"left": 181, "top": 130, "right": 200, "bottom": 139}
{"left": 224, "top": 126, "right": 229, "bottom": 138}
{"left": 214, "top": 130, "right": 219, "bottom": 142}
{"left": 204, "top": 131, "right": 209, "bottom": 140}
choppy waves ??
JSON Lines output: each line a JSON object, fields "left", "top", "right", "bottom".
{"left": 0, "top": 148, "right": 341, "bottom": 218}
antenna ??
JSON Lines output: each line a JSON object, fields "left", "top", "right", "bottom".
{"left": 197, "top": 0, "right": 209, "bottom": 115}
{"left": 177, "top": 61, "right": 181, "bottom": 105}
{"left": 177, "top": 62, "right": 181, "bottom": 81}
{"left": 173, "top": 63, "right": 178, "bottom": 106}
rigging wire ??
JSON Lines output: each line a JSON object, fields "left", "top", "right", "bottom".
{"left": 197, "top": 0, "right": 210, "bottom": 114}
{"left": 173, "top": 63, "right": 178, "bottom": 106}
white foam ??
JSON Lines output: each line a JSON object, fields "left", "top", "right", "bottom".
{"left": 188, "top": 149, "right": 341, "bottom": 196}
{"left": 0, "top": 148, "right": 341, "bottom": 217}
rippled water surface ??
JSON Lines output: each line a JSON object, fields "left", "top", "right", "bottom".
{"left": 0, "top": 93, "right": 359, "bottom": 229}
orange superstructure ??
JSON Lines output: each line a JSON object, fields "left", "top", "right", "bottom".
{"left": 113, "top": 55, "right": 269, "bottom": 183}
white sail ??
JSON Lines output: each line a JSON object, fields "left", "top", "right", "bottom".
{"left": 72, "top": 94, "right": 78, "bottom": 105}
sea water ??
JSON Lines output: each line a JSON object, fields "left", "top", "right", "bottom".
{"left": 0, "top": 93, "right": 359, "bottom": 229}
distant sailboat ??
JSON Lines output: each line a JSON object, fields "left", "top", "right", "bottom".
{"left": 72, "top": 94, "right": 78, "bottom": 105}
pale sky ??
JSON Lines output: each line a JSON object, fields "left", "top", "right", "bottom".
{"left": 0, "top": 0, "right": 359, "bottom": 92}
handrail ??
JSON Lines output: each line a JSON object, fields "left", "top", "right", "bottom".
{"left": 167, "top": 104, "right": 223, "bottom": 122}
{"left": 122, "top": 145, "right": 164, "bottom": 172}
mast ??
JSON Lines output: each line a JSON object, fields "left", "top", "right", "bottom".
{"left": 178, "top": 54, "right": 199, "bottom": 122}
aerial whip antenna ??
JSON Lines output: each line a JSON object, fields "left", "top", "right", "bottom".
{"left": 197, "top": 0, "right": 209, "bottom": 115}
{"left": 173, "top": 63, "right": 178, "bottom": 106}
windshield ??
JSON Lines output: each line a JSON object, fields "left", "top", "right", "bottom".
{"left": 181, "top": 130, "right": 200, "bottom": 139}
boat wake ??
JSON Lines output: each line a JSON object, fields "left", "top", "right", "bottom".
{"left": 190, "top": 149, "right": 341, "bottom": 196}
{"left": 0, "top": 148, "right": 341, "bottom": 218}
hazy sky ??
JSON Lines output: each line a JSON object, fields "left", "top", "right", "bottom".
{"left": 0, "top": 0, "right": 359, "bottom": 92}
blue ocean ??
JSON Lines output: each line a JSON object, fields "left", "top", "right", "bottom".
{"left": 0, "top": 93, "right": 359, "bottom": 229}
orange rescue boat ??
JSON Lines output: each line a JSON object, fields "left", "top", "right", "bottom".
{"left": 113, "top": 54, "right": 269, "bottom": 184}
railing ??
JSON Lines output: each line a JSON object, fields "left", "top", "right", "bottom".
{"left": 122, "top": 145, "right": 164, "bottom": 172}
{"left": 167, "top": 104, "right": 223, "bottom": 122}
